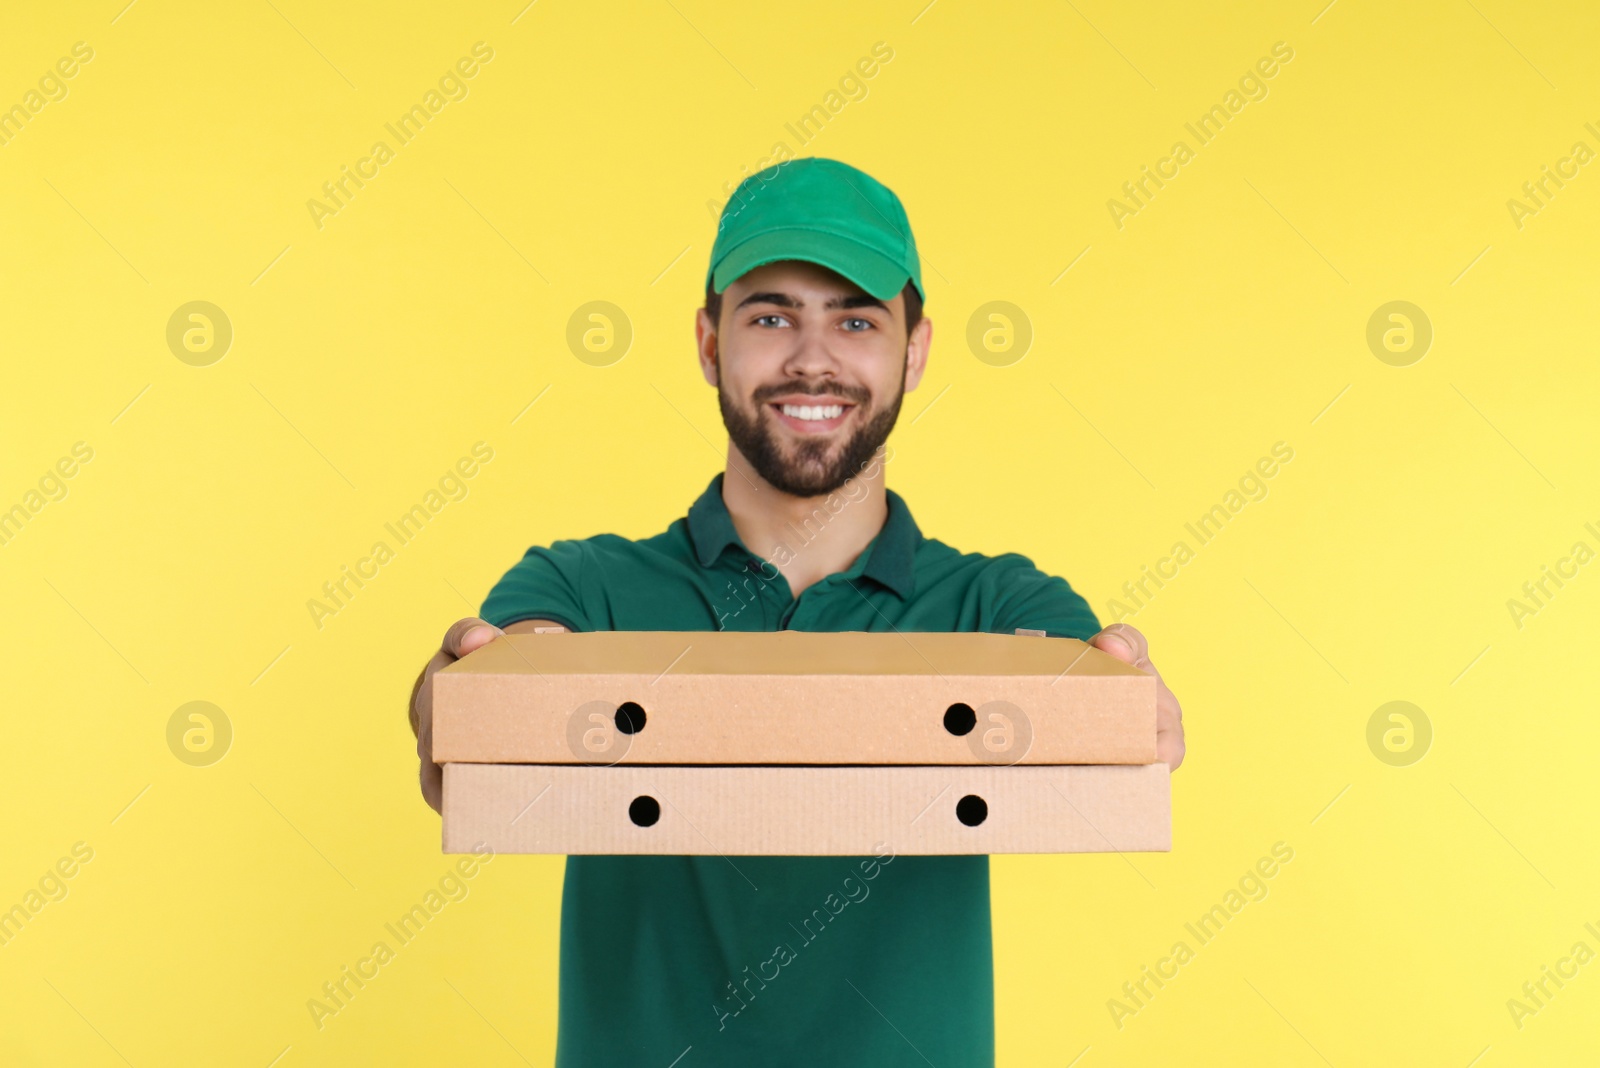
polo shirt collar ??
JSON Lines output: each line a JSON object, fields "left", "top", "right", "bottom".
{"left": 686, "top": 474, "right": 921, "bottom": 599}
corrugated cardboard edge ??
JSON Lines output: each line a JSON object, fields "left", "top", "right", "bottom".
{"left": 442, "top": 763, "right": 1171, "bottom": 856}
{"left": 441, "top": 630, "right": 1151, "bottom": 677}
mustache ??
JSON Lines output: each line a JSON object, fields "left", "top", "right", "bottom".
{"left": 751, "top": 381, "right": 871, "bottom": 405}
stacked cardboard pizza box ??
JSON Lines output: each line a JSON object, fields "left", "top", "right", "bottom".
{"left": 432, "top": 630, "right": 1168, "bottom": 855}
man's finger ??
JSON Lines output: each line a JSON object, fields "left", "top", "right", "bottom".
{"left": 1090, "top": 623, "right": 1149, "bottom": 668}
{"left": 1156, "top": 689, "right": 1185, "bottom": 771}
{"left": 443, "top": 617, "right": 503, "bottom": 659}
{"left": 1157, "top": 727, "right": 1185, "bottom": 770}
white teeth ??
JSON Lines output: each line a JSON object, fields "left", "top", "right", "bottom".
{"left": 781, "top": 404, "right": 844, "bottom": 421}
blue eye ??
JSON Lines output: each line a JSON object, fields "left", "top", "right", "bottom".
{"left": 754, "top": 315, "right": 790, "bottom": 328}
{"left": 842, "top": 318, "right": 873, "bottom": 331}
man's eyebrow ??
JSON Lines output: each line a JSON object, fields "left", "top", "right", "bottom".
{"left": 732, "top": 291, "right": 890, "bottom": 313}
{"left": 825, "top": 293, "right": 889, "bottom": 313}
{"left": 734, "top": 291, "right": 799, "bottom": 310}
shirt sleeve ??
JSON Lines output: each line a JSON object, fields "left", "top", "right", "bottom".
{"left": 986, "top": 553, "right": 1102, "bottom": 641}
{"left": 478, "top": 540, "right": 594, "bottom": 632}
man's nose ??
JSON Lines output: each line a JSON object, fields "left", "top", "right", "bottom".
{"left": 781, "top": 326, "right": 842, "bottom": 380}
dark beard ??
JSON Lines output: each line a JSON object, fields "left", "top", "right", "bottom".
{"left": 719, "top": 373, "right": 904, "bottom": 497}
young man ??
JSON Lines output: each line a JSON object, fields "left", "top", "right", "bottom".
{"left": 410, "top": 157, "right": 1185, "bottom": 1065}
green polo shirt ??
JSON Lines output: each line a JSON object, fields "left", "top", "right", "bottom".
{"left": 480, "top": 474, "right": 1100, "bottom": 1066}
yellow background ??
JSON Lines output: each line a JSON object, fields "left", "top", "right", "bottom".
{"left": 3, "top": 0, "right": 1598, "bottom": 1064}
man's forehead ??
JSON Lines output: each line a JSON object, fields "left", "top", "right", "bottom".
{"left": 725, "top": 260, "right": 891, "bottom": 311}
{"left": 727, "top": 259, "right": 864, "bottom": 296}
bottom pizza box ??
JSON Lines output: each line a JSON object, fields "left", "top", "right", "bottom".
{"left": 442, "top": 762, "right": 1170, "bottom": 856}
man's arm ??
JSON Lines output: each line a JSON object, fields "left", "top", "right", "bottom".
{"left": 409, "top": 617, "right": 569, "bottom": 813}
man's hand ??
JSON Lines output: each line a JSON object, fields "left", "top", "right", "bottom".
{"left": 410, "top": 617, "right": 568, "bottom": 812}
{"left": 1089, "top": 623, "right": 1185, "bottom": 770}
{"left": 411, "top": 618, "right": 502, "bottom": 813}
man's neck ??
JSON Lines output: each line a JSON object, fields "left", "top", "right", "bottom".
{"left": 721, "top": 446, "right": 889, "bottom": 599}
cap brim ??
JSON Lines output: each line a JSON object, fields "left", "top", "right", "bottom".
{"left": 711, "top": 229, "right": 911, "bottom": 301}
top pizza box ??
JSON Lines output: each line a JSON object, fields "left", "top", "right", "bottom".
{"left": 431, "top": 630, "right": 1157, "bottom": 766}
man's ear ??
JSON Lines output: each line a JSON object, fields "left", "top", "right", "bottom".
{"left": 695, "top": 306, "right": 719, "bottom": 387}
{"left": 903, "top": 316, "right": 933, "bottom": 392}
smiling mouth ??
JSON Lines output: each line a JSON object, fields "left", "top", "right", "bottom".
{"left": 769, "top": 401, "right": 855, "bottom": 432}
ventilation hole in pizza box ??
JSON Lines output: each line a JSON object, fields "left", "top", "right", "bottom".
{"left": 628, "top": 795, "right": 661, "bottom": 827}
{"left": 944, "top": 703, "right": 977, "bottom": 736}
{"left": 615, "top": 702, "right": 647, "bottom": 735}
{"left": 956, "top": 794, "right": 988, "bottom": 827}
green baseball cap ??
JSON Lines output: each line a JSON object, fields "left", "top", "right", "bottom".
{"left": 706, "top": 157, "right": 923, "bottom": 303}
